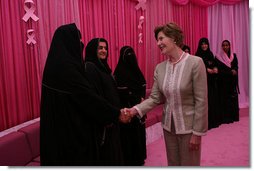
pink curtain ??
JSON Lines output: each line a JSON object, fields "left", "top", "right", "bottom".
{"left": 208, "top": 0, "right": 249, "bottom": 107}
{"left": 78, "top": 0, "right": 146, "bottom": 72}
{"left": 0, "top": 0, "right": 80, "bottom": 131}
{"left": 171, "top": 3, "right": 208, "bottom": 55}
{"left": 36, "top": 0, "right": 81, "bottom": 76}
{"left": 171, "top": 0, "right": 243, "bottom": 6}
{"left": 143, "top": 0, "right": 174, "bottom": 87}
{"left": 0, "top": 0, "right": 41, "bottom": 130}
{"left": 0, "top": 0, "right": 249, "bottom": 131}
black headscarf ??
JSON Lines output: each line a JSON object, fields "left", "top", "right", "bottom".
{"left": 114, "top": 46, "right": 146, "bottom": 90}
{"left": 42, "top": 23, "right": 86, "bottom": 93}
{"left": 195, "top": 37, "right": 214, "bottom": 60}
{"left": 84, "top": 38, "right": 112, "bottom": 74}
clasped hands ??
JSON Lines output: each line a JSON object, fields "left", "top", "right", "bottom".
{"left": 119, "top": 107, "right": 137, "bottom": 123}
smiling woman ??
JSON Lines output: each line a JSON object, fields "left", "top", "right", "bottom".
{"left": 84, "top": 38, "right": 124, "bottom": 165}
{"left": 195, "top": 37, "right": 220, "bottom": 130}
{"left": 125, "top": 22, "right": 208, "bottom": 166}
{"left": 154, "top": 22, "right": 184, "bottom": 63}
{"left": 97, "top": 42, "right": 108, "bottom": 60}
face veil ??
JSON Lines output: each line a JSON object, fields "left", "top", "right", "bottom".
{"left": 114, "top": 46, "right": 146, "bottom": 89}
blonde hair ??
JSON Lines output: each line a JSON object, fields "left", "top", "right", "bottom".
{"left": 154, "top": 22, "right": 184, "bottom": 47}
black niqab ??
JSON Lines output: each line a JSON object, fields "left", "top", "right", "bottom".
{"left": 113, "top": 46, "right": 147, "bottom": 165}
{"left": 114, "top": 46, "right": 146, "bottom": 90}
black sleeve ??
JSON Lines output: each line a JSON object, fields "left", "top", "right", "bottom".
{"left": 67, "top": 62, "right": 121, "bottom": 125}
{"left": 74, "top": 90, "right": 120, "bottom": 125}
{"left": 231, "top": 53, "right": 238, "bottom": 71}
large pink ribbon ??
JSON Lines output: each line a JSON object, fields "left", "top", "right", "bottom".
{"left": 22, "top": 0, "right": 39, "bottom": 22}
{"left": 135, "top": 0, "right": 147, "bottom": 11}
{"left": 26, "top": 29, "right": 36, "bottom": 45}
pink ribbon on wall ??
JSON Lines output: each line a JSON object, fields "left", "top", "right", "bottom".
{"left": 22, "top": 0, "right": 38, "bottom": 45}
{"left": 138, "top": 16, "right": 145, "bottom": 44}
{"left": 138, "top": 33, "right": 143, "bottom": 44}
{"left": 22, "top": 0, "right": 39, "bottom": 22}
{"left": 26, "top": 29, "right": 36, "bottom": 45}
{"left": 135, "top": 0, "right": 147, "bottom": 11}
{"left": 138, "top": 16, "right": 145, "bottom": 29}
{"left": 135, "top": 1, "right": 146, "bottom": 44}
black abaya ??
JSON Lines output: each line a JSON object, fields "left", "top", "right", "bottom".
{"left": 40, "top": 24, "right": 120, "bottom": 166}
{"left": 84, "top": 38, "right": 124, "bottom": 165}
{"left": 195, "top": 38, "right": 221, "bottom": 129}
{"left": 216, "top": 54, "right": 239, "bottom": 123}
{"left": 114, "top": 46, "right": 147, "bottom": 165}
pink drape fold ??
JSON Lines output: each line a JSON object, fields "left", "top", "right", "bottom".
{"left": 171, "top": 3, "right": 208, "bottom": 55}
{"left": 208, "top": 1, "right": 249, "bottom": 107}
{"left": 0, "top": 0, "right": 41, "bottom": 130}
{"left": 78, "top": 0, "right": 148, "bottom": 81}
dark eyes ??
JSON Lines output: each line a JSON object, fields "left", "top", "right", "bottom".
{"left": 98, "top": 46, "right": 107, "bottom": 50}
{"left": 156, "top": 37, "right": 163, "bottom": 42}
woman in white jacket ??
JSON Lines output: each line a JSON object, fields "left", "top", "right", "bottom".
{"left": 125, "top": 22, "right": 208, "bottom": 166}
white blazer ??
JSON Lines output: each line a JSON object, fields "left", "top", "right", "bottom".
{"left": 135, "top": 53, "right": 208, "bottom": 135}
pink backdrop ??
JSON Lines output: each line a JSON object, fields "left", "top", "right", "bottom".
{"left": 0, "top": 0, "right": 249, "bottom": 131}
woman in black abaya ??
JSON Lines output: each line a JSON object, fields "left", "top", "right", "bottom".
{"left": 215, "top": 40, "right": 239, "bottom": 123}
{"left": 40, "top": 24, "right": 127, "bottom": 166}
{"left": 195, "top": 38, "right": 220, "bottom": 129}
{"left": 114, "top": 46, "right": 147, "bottom": 165}
{"left": 84, "top": 38, "right": 124, "bottom": 165}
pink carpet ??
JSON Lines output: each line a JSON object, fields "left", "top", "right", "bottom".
{"left": 145, "top": 108, "right": 250, "bottom": 167}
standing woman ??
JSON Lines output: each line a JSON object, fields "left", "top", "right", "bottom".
{"left": 84, "top": 38, "right": 124, "bottom": 165}
{"left": 195, "top": 37, "right": 221, "bottom": 129}
{"left": 114, "top": 46, "right": 147, "bottom": 165}
{"left": 126, "top": 22, "right": 208, "bottom": 166}
{"left": 216, "top": 40, "right": 239, "bottom": 123}
{"left": 40, "top": 24, "right": 128, "bottom": 166}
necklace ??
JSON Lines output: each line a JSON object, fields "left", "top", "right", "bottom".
{"left": 169, "top": 52, "right": 185, "bottom": 64}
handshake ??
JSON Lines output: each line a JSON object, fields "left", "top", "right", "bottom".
{"left": 119, "top": 107, "right": 138, "bottom": 123}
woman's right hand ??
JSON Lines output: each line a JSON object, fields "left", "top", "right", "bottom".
{"left": 124, "top": 107, "right": 138, "bottom": 117}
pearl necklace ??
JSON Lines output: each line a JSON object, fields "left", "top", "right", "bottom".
{"left": 169, "top": 52, "right": 185, "bottom": 65}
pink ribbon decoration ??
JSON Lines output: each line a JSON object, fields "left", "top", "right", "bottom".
{"left": 135, "top": 0, "right": 147, "bottom": 11}
{"left": 26, "top": 29, "right": 36, "bottom": 45}
{"left": 138, "top": 33, "right": 143, "bottom": 44}
{"left": 22, "top": 0, "right": 39, "bottom": 22}
{"left": 138, "top": 16, "right": 145, "bottom": 29}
